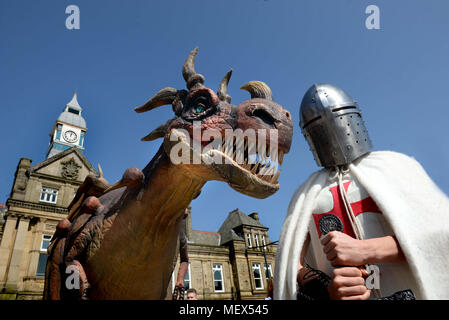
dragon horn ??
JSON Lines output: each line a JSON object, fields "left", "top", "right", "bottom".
{"left": 134, "top": 87, "right": 178, "bottom": 113}
{"left": 97, "top": 163, "right": 104, "bottom": 178}
{"left": 217, "top": 69, "right": 233, "bottom": 103}
{"left": 182, "top": 47, "right": 205, "bottom": 91}
{"left": 240, "top": 81, "right": 273, "bottom": 101}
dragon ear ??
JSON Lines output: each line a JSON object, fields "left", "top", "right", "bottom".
{"left": 134, "top": 88, "right": 178, "bottom": 113}
{"left": 135, "top": 48, "right": 206, "bottom": 115}
{"left": 141, "top": 119, "right": 174, "bottom": 142}
{"left": 135, "top": 88, "right": 186, "bottom": 116}
{"left": 141, "top": 124, "right": 167, "bottom": 141}
{"left": 240, "top": 81, "right": 273, "bottom": 101}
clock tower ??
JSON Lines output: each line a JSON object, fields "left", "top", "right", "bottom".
{"left": 46, "top": 93, "right": 88, "bottom": 159}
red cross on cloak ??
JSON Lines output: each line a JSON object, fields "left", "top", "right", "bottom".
{"left": 312, "top": 181, "right": 382, "bottom": 238}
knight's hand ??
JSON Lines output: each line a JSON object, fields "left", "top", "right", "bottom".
{"left": 328, "top": 267, "right": 371, "bottom": 300}
{"left": 321, "top": 231, "right": 369, "bottom": 267}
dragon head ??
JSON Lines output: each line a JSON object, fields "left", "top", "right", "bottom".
{"left": 135, "top": 48, "right": 292, "bottom": 199}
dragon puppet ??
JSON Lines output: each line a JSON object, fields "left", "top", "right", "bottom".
{"left": 44, "top": 48, "right": 293, "bottom": 300}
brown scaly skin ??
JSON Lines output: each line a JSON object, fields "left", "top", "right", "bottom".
{"left": 44, "top": 48, "right": 293, "bottom": 300}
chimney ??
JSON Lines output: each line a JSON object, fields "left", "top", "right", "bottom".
{"left": 249, "top": 212, "right": 259, "bottom": 221}
{"left": 229, "top": 208, "right": 239, "bottom": 215}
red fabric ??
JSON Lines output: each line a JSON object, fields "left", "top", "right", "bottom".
{"left": 312, "top": 181, "right": 381, "bottom": 238}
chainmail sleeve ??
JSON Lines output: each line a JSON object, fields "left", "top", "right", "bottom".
{"left": 179, "top": 219, "right": 189, "bottom": 263}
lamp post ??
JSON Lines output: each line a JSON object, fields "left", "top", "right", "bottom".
{"left": 251, "top": 240, "right": 278, "bottom": 280}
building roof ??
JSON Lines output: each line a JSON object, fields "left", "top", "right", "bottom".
{"left": 191, "top": 230, "right": 221, "bottom": 246}
{"left": 223, "top": 208, "right": 266, "bottom": 229}
{"left": 31, "top": 146, "right": 97, "bottom": 176}
{"left": 217, "top": 208, "right": 267, "bottom": 245}
{"left": 67, "top": 93, "right": 81, "bottom": 109}
{"left": 219, "top": 229, "right": 244, "bottom": 245}
{"left": 57, "top": 93, "right": 87, "bottom": 129}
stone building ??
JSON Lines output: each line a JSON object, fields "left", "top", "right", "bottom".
{"left": 0, "top": 94, "right": 98, "bottom": 299}
{"left": 168, "top": 208, "right": 277, "bottom": 300}
{"left": 0, "top": 204, "right": 7, "bottom": 239}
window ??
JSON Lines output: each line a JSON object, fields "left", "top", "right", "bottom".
{"left": 36, "top": 235, "right": 52, "bottom": 277}
{"left": 68, "top": 107, "right": 80, "bottom": 115}
{"left": 184, "top": 264, "right": 191, "bottom": 290}
{"left": 79, "top": 131, "right": 85, "bottom": 146}
{"left": 254, "top": 234, "right": 260, "bottom": 248}
{"left": 246, "top": 233, "right": 252, "bottom": 248}
{"left": 262, "top": 235, "right": 266, "bottom": 247}
{"left": 40, "top": 234, "right": 52, "bottom": 251}
{"left": 40, "top": 188, "right": 58, "bottom": 204}
{"left": 55, "top": 124, "right": 62, "bottom": 140}
{"left": 213, "top": 264, "right": 224, "bottom": 292}
{"left": 252, "top": 263, "right": 264, "bottom": 289}
{"left": 264, "top": 263, "right": 273, "bottom": 279}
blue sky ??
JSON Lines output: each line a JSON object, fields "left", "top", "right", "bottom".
{"left": 1, "top": 0, "right": 448, "bottom": 242}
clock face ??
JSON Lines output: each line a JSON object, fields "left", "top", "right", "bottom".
{"left": 63, "top": 130, "right": 78, "bottom": 143}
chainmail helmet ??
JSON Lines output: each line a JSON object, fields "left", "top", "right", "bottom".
{"left": 299, "top": 84, "right": 372, "bottom": 167}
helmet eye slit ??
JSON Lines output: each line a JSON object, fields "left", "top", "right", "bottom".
{"left": 331, "top": 106, "right": 357, "bottom": 112}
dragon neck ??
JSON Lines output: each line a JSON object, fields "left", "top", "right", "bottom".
{"left": 137, "top": 144, "right": 205, "bottom": 233}
{"left": 87, "top": 145, "right": 206, "bottom": 298}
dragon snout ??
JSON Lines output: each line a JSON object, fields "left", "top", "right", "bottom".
{"left": 237, "top": 98, "right": 293, "bottom": 154}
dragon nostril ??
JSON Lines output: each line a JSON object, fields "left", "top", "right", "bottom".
{"left": 253, "top": 108, "right": 276, "bottom": 125}
{"left": 286, "top": 112, "right": 290, "bottom": 119}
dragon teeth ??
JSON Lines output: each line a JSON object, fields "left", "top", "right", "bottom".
{"left": 258, "top": 164, "right": 270, "bottom": 176}
{"left": 271, "top": 170, "right": 281, "bottom": 183}
{"left": 279, "top": 151, "right": 284, "bottom": 165}
{"left": 251, "top": 162, "right": 260, "bottom": 174}
{"left": 219, "top": 137, "right": 283, "bottom": 184}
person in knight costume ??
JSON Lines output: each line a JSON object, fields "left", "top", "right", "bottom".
{"left": 274, "top": 84, "right": 449, "bottom": 300}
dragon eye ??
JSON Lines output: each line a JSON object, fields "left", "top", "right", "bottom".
{"left": 194, "top": 104, "right": 205, "bottom": 113}
{"left": 183, "top": 94, "right": 214, "bottom": 120}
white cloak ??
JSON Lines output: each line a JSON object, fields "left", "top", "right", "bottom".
{"left": 274, "top": 151, "right": 449, "bottom": 300}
